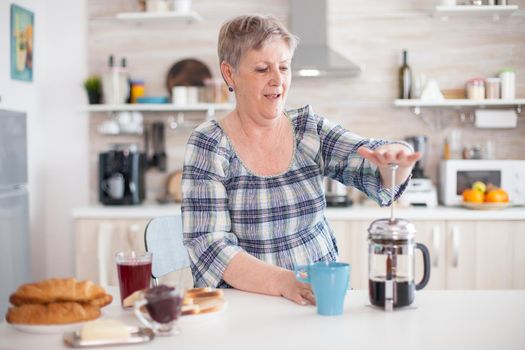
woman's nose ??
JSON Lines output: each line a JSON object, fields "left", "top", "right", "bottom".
{"left": 269, "top": 69, "right": 283, "bottom": 86}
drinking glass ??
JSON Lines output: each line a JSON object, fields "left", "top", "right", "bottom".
{"left": 134, "top": 285, "right": 184, "bottom": 336}
{"left": 116, "top": 251, "right": 152, "bottom": 307}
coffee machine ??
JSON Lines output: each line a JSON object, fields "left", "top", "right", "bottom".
{"left": 402, "top": 136, "right": 438, "bottom": 207}
{"left": 99, "top": 144, "right": 146, "bottom": 205}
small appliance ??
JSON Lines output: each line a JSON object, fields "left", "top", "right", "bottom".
{"left": 324, "top": 178, "right": 352, "bottom": 207}
{"left": 439, "top": 160, "right": 525, "bottom": 206}
{"left": 401, "top": 136, "right": 438, "bottom": 207}
{"left": 99, "top": 144, "right": 146, "bottom": 205}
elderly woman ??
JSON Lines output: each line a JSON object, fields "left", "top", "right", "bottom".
{"left": 182, "top": 14, "right": 420, "bottom": 305}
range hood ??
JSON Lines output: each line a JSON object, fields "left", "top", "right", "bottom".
{"left": 290, "top": 0, "right": 361, "bottom": 78}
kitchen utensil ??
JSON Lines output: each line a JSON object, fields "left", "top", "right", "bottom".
{"left": 149, "top": 122, "right": 167, "bottom": 172}
{"left": 166, "top": 59, "right": 212, "bottom": 97}
{"left": 63, "top": 327, "right": 155, "bottom": 347}
{"left": 367, "top": 164, "right": 431, "bottom": 311}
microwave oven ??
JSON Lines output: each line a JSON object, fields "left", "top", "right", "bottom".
{"left": 439, "top": 160, "right": 525, "bottom": 206}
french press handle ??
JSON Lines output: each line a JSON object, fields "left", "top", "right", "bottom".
{"left": 415, "top": 242, "right": 431, "bottom": 290}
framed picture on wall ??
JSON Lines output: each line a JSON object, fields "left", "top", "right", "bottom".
{"left": 10, "top": 4, "right": 34, "bottom": 82}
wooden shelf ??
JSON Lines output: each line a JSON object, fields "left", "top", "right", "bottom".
{"left": 82, "top": 103, "right": 233, "bottom": 113}
{"left": 115, "top": 11, "right": 203, "bottom": 23}
{"left": 394, "top": 99, "right": 525, "bottom": 108}
{"left": 434, "top": 5, "right": 519, "bottom": 19}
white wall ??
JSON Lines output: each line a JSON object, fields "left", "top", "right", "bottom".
{"left": 0, "top": 0, "right": 88, "bottom": 279}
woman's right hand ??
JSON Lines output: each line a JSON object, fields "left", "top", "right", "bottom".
{"left": 276, "top": 270, "right": 316, "bottom": 306}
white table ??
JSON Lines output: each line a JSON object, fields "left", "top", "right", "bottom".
{"left": 1, "top": 288, "right": 524, "bottom": 350}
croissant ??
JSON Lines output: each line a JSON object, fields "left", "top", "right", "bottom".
{"left": 9, "top": 278, "right": 107, "bottom": 306}
{"left": 6, "top": 302, "right": 101, "bottom": 325}
{"left": 88, "top": 293, "right": 113, "bottom": 308}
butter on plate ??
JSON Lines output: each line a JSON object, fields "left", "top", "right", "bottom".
{"left": 80, "top": 319, "right": 131, "bottom": 341}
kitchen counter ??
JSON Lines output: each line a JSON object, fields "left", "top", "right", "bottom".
{"left": 72, "top": 204, "right": 525, "bottom": 221}
{"left": 1, "top": 288, "right": 524, "bottom": 350}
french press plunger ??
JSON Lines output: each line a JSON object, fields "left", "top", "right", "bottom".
{"left": 367, "top": 164, "right": 431, "bottom": 311}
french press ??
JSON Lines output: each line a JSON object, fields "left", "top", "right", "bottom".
{"left": 367, "top": 164, "right": 431, "bottom": 311}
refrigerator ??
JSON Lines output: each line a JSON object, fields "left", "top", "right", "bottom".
{"left": 0, "top": 109, "right": 31, "bottom": 316}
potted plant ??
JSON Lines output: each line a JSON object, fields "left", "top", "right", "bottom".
{"left": 83, "top": 75, "right": 102, "bottom": 104}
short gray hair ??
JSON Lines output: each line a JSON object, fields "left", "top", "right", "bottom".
{"left": 218, "top": 14, "right": 298, "bottom": 70}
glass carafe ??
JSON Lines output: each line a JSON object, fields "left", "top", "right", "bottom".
{"left": 368, "top": 218, "right": 431, "bottom": 311}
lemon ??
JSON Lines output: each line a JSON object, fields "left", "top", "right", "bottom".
{"left": 472, "top": 181, "right": 487, "bottom": 194}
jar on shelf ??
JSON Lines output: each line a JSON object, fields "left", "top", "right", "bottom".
{"left": 485, "top": 77, "right": 500, "bottom": 99}
{"left": 130, "top": 80, "right": 145, "bottom": 103}
{"left": 499, "top": 68, "right": 515, "bottom": 100}
{"left": 466, "top": 78, "right": 485, "bottom": 100}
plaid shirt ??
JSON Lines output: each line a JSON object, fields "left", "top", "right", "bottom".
{"left": 182, "top": 105, "right": 411, "bottom": 288}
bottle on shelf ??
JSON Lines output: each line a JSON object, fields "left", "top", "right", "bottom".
{"left": 120, "top": 57, "right": 131, "bottom": 103}
{"left": 102, "top": 55, "right": 130, "bottom": 105}
{"left": 102, "top": 55, "right": 115, "bottom": 104}
{"left": 399, "top": 50, "right": 412, "bottom": 99}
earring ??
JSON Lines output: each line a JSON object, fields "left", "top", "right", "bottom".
{"left": 228, "top": 86, "right": 234, "bottom": 92}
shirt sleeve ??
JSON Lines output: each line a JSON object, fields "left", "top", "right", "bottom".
{"left": 314, "top": 112, "right": 413, "bottom": 207}
{"left": 182, "top": 126, "right": 244, "bottom": 287}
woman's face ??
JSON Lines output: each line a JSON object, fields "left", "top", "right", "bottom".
{"left": 227, "top": 38, "right": 292, "bottom": 120}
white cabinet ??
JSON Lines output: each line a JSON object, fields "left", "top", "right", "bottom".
{"left": 330, "top": 218, "right": 525, "bottom": 290}
{"left": 445, "top": 220, "right": 525, "bottom": 290}
{"left": 412, "top": 221, "right": 447, "bottom": 290}
{"left": 75, "top": 219, "right": 149, "bottom": 286}
{"left": 331, "top": 220, "right": 369, "bottom": 289}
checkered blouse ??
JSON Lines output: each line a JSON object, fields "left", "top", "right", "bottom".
{"left": 182, "top": 105, "right": 411, "bottom": 288}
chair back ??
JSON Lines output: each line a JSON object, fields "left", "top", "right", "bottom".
{"left": 144, "top": 215, "right": 190, "bottom": 282}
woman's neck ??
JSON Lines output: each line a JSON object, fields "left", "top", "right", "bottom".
{"left": 233, "top": 108, "right": 285, "bottom": 140}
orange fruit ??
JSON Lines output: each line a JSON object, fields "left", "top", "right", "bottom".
{"left": 484, "top": 189, "right": 509, "bottom": 203}
{"left": 462, "top": 188, "right": 484, "bottom": 203}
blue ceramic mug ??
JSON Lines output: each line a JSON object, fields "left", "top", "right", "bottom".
{"left": 295, "top": 262, "right": 350, "bottom": 316}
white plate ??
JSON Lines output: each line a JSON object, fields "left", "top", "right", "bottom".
{"left": 461, "top": 201, "right": 511, "bottom": 210}
{"left": 8, "top": 321, "right": 90, "bottom": 334}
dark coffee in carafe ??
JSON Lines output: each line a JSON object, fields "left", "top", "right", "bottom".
{"left": 368, "top": 276, "right": 415, "bottom": 308}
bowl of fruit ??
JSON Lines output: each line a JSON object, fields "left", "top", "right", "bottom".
{"left": 461, "top": 181, "right": 511, "bottom": 210}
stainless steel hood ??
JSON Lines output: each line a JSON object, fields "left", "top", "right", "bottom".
{"left": 290, "top": 0, "right": 361, "bottom": 78}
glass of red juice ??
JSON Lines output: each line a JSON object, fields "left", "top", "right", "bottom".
{"left": 116, "top": 251, "right": 152, "bottom": 307}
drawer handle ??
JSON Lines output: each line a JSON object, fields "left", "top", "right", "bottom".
{"left": 97, "top": 223, "right": 114, "bottom": 287}
{"left": 451, "top": 226, "right": 460, "bottom": 268}
{"left": 127, "top": 224, "right": 141, "bottom": 249}
{"left": 431, "top": 225, "right": 440, "bottom": 268}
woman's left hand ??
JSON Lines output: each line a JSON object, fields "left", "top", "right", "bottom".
{"left": 357, "top": 145, "right": 421, "bottom": 169}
